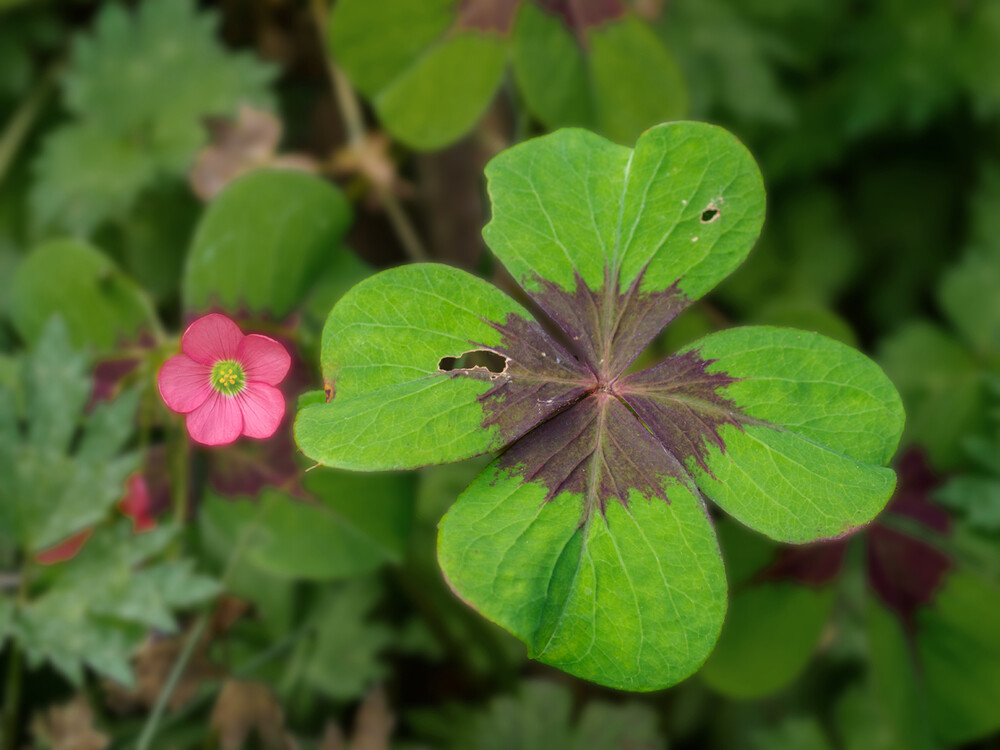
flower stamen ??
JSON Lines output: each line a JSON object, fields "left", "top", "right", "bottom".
{"left": 210, "top": 360, "right": 246, "bottom": 395}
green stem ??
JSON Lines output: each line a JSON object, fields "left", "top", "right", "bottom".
{"left": 309, "top": 0, "right": 429, "bottom": 262}
{"left": 1, "top": 643, "right": 23, "bottom": 750}
{"left": 1, "top": 562, "right": 32, "bottom": 750}
{"left": 0, "top": 61, "right": 60, "bottom": 190}
{"left": 134, "top": 614, "right": 208, "bottom": 750}
{"left": 133, "top": 502, "right": 266, "bottom": 748}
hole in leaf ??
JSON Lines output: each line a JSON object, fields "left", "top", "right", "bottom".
{"left": 439, "top": 350, "right": 508, "bottom": 374}
{"left": 700, "top": 207, "right": 720, "bottom": 223}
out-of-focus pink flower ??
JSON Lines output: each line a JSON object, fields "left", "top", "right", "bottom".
{"left": 36, "top": 529, "right": 93, "bottom": 565}
{"left": 158, "top": 314, "right": 290, "bottom": 446}
{"left": 118, "top": 474, "right": 157, "bottom": 533}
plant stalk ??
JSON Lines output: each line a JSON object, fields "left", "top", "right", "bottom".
{"left": 309, "top": 0, "right": 429, "bottom": 262}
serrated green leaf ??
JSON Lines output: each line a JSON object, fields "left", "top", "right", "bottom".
{"left": 14, "top": 522, "right": 218, "bottom": 686}
{"left": 30, "top": 125, "right": 157, "bottom": 235}
{"left": 9, "top": 240, "right": 156, "bottom": 352}
{"left": 0, "top": 319, "right": 140, "bottom": 551}
{"left": 32, "top": 0, "right": 275, "bottom": 233}
{"left": 183, "top": 170, "right": 352, "bottom": 318}
{"left": 294, "top": 578, "right": 393, "bottom": 701}
{"left": 414, "top": 679, "right": 664, "bottom": 750}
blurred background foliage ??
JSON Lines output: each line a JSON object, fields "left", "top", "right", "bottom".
{"left": 1, "top": 0, "right": 999, "bottom": 748}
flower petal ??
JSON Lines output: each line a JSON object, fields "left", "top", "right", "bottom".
{"left": 181, "top": 313, "right": 244, "bottom": 365}
{"left": 36, "top": 529, "right": 93, "bottom": 565}
{"left": 237, "top": 334, "right": 291, "bottom": 386}
{"left": 119, "top": 474, "right": 157, "bottom": 532}
{"left": 186, "top": 391, "right": 243, "bottom": 446}
{"left": 236, "top": 382, "right": 285, "bottom": 439}
{"left": 158, "top": 354, "right": 213, "bottom": 414}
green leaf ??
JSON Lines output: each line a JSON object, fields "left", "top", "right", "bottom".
{"left": 297, "top": 123, "right": 903, "bottom": 690}
{"left": 14, "top": 522, "right": 219, "bottom": 686}
{"left": 183, "top": 170, "right": 352, "bottom": 318}
{"left": 329, "top": 0, "right": 506, "bottom": 150}
{"left": 916, "top": 571, "right": 1000, "bottom": 744}
{"left": 934, "top": 473, "right": 1000, "bottom": 534}
{"left": 413, "top": 679, "right": 664, "bottom": 750}
{"left": 878, "top": 322, "right": 985, "bottom": 469}
{"left": 30, "top": 125, "right": 157, "bottom": 235}
{"left": 0, "top": 319, "right": 140, "bottom": 552}
{"left": 32, "top": 0, "right": 275, "bottom": 234}
{"left": 9, "top": 239, "right": 156, "bottom": 352}
{"left": 866, "top": 599, "right": 937, "bottom": 750}
{"left": 200, "top": 467, "right": 413, "bottom": 581}
{"left": 672, "top": 326, "right": 902, "bottom": 542}
{"left": 294, "top": 578, "right": 393, "bottom": 701}
{"left": 295, "top": 262, "right": 581, "bottom": 470}
{"left": 439, "top": 459, "right": 726, "bottom": 690}
{"left": 484, "top": 123, "right": 765, "bottom": 306}
{"left": 512, "top": 6, "right": 688, "bottom": 144}
{"left": 699, "top": 521, "right": 837, "bottom": 699}
{"left": 938, "top": 252, "right": 1000, "bottom": 359}
{"left": 330, "top": 0, "right": 685, "bottom": 149}
{"left": 750, "top": 717, "right": 834, "bottom": 750}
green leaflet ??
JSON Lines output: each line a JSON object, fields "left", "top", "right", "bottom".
{"left": 200, "top": 468, "right": 414, "bottom": 581}
{"left": 681, "top": 326, "right": 903, "bottom": 542}
{"left": 328, "top": 0, "right": 688, "bottom": 150}
{"left": 438, "top": 459, "right": 726, "bottom": 691}
{"left": 183, "top": 170, "right": 352, "bottom": 318}
{"left": 512, "top": 6, "right": 688, "bottom": 144}
{"left": 296, "top": 262, "right": 572, "bottom": 470}
{"left": 10, "top": 240, "right": 157, "bottom": 353}
{"left": 483, "top": 122, "right": 766, "bottom": 300}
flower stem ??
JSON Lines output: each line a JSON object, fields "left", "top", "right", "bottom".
{"left": 309, "top": 0, "right": 429, "bottom": 262}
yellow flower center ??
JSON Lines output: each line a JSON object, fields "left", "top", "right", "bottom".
{"left": 210, "top": 360, "right": 246, "bottom": 395}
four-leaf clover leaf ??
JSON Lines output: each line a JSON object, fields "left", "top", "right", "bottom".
{"left": 295, "top": 122, "right": 904, "bottom": 690}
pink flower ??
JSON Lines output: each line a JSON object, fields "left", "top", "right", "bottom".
{"left": 158, "top": 314, "right": 291, "bottom": 446}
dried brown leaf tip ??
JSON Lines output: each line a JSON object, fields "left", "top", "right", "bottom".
{"left": 317, "top": 686, "right": 395, "bottom": 750}
{"left": 31, "top": 695, "right": 109, "bottom": 750}
{"left": 191, "top": 104, "right": 319, "bottom": 201}
{"left": 329, "top": 132, "right": 412, "bottom": 206}
{"left": 210, "top": 680, "right": 293, "bottom": 750}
